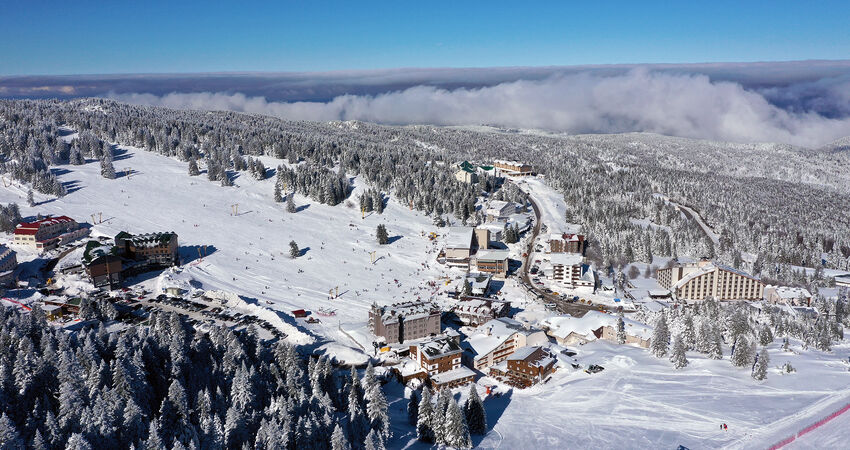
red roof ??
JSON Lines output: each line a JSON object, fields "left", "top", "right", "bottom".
{"left": 14, "top": 216, "right": 76, "bottom": 235}
{"left": 291, "top": 309, "right": 308, "bottom": 317}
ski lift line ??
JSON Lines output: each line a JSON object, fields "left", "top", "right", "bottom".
{"left": 1, "top": 298, "right": 31, "bottom": 311}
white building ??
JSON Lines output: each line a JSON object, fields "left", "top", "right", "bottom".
{"left": 657, "top": 260, "right": 764, "bottom": 301}
{"left": 764, "top": 285, "right": 812, "bottom": 306}
{"left": 549, "top": 254, "right": 595, "bottom": 289}
{"left": 462, "top": 317, "right": 548, "bottom": 370}
{"left": 485, "top": 201, "right": 515, "bottom": 222}
{"left": 541, "top": 311, "right": 653, "bottom": 348}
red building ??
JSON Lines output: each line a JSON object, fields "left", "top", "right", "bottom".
{"left": 13, "top": 216, "right": 87, "bottom": 252}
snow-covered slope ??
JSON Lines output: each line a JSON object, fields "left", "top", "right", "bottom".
{"left": 0, "top": 143, "right": 451, "bottom": 350}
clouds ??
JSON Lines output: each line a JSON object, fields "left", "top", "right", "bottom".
{"left": 109, "top": 68, "right": 850, "bottom": 148}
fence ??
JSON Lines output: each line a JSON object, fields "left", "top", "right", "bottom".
{"left": 767, "top": 401, "right": 850, "bottom": 449}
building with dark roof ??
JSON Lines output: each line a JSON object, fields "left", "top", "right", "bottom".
{"left": 115, "top": 231, "right": 179, "bottom": 267}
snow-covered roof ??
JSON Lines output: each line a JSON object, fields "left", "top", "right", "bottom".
{"left": 445, "top": 227, "right": 474, "bottom": 249}
{"left": 550, "top": 253, "right": 583, "bottom": 267}
{"left": 475, "top": 249, "right": 510, "bottom": 261}
{"left": 454, "top": 297, "right": 510, "bottom": 315}
{"left": 485, "top": 201, "right": 514, "bottom": 216}
{"left": 507, "top": 346, "right": 539, "bottom": 361}
{"left": 430, "top": 366, "right": 476, "bottom": 385}
{"left": 466, "top": 275, "right": 491, "bottom": 290}
{"left": 416, "top": 335, "right": 462, "bottom": 358}
{"left": 766, "top": 285, "right": 812, "bottom": 299}
{"left": 542, "top": 311, "right": 653, "bottom": 341}
{"left": 463, "top": 317, "right": 537, "bottom": 360}
{"left": 374, "top": 301, "right": 440, "bottom": 324}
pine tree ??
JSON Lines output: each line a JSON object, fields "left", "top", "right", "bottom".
{"left": 65, "top": 433, "right": 93, "bottom": 450}
{"left": 670, "top": 334, "right": 689, "bottom": 369}
{"left": 416, "top": 388, "right": 435, "bottom": 443}
{"left": 331, "top": 424, "right": 350, "bottom": 450}
{"left": 188, "top": 159, "right": 200, "bottom": 176}
{"left": 463, "top": 385, "right": 487, "bottom": 435}
{"left": 681, "top": 314, "right": 696, "bottom": 350}
{"left": 364, "top": 429, "right": 384, "bottom": 450}
{"left": 407, "top": 391, "right": 419, "bottom": 426}
{"left": 462, "top": 279, "right": 472, "bottom": 297}
{"left": 758, "top": 325, "right": 774, "bottom": 346}
{"left": 0, "top": 413, "right": 24, "bottom": 450}
{"left": 100, "top": 151, "right": 116, "bottom": 179}
{"left": 753, "top": 347, "right": 769, "bottom": 380}
{"left": 651, "top": 314, "right": 670, "bottom": 357}
{"left": 731, "top": 336, "right": 754, "bottom": 368}
{"left": 366, "top": 384, "right": 390, "bottom": 439}
{"left": 616, "top": 311, "right": 626, "bottom": 344}
{"left": 376, "top": 225, "right": 388, "bottom": 245}
{"left": 27, "top": 190, "right": 35, "bottom": 207}
{"left": 444, "top": 399, "right": 472, "bottom": 449}
{"left": 290, "top": 241, "right": 300, "bottom": 259}
{"left": 286, "top": 195, "right": 297, "bottom": 213}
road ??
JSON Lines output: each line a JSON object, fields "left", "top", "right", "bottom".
{"left": 516, "top": 185, "right": 599, "bottom": 318}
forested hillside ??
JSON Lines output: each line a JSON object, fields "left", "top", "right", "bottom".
{"left": 1, "top": 98, "right": 849, "bottom": 286}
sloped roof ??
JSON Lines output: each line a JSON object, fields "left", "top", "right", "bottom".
{"left": 446, "top": 227, "right": 474, "bottom": 249}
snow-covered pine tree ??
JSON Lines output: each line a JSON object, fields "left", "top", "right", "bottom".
{"left": 331, "top": 424, "right": 351, "bottom": 450}
{"left": 758, "top": 324, "right": 774, "bottom": 346}
{"left": 286, "top": 194, "right": 297, "bottom": 213}
{"left": 681, "top": 314, "right": 696, "bottom": 350}
{"left": 463, "top": 385, "right": 487, "bottom": 435}
{"left": 364, "top": 428, "right": 385, "bottom": 450}
{"left": 444, "top": 398, "right": 472, "bottom": 449}
{"left": 616, "top": 311, "right": 626, "bottom": 344}
{"left": 100, "top": 150, "right": 116, "bottom": 179}
{"left": 670, "top": 334, "right": 689, "bottom": 369}
{"left": 651, "top": 314, "right": 670, "bottom": 357}
{"left": 416, "top": 387, "right": 435, "bottom": 443}
{"left": 731, "top": 336, "right": 754, "bottom": 368}
{"left": 366, "top": 384, "right": 390, "bottom": 439}
{"left": 188, "top": 159, "right": 200, "bottom": 176}
{"left": 289, "top": 241, "right": 300, "bottom": 259}
{"left": 752, "top": 347, "right": 769, "bottom": 380}
{"left": 376, "top": 225, "right": 388, "bottom": 245}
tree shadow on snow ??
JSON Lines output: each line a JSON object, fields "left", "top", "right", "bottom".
{"left": 61, "top": 180, "right": 83, "bottom": 194}
{"left": 299, "top": 247, "right": 311, "bottom": 257}
{"left": 296, "top": 204, "right": 310, "bottom": 213}
{"left": 180, "top": 245, "right": 218, "bottom": 265}
{"left": 112, "top": 148, "right": 133, "bottom": 161}
{"left": 49, "top": 167, "right": 72, "bottom": 176}
{"left": 474, "top": 388, "right": 514, "bottom": 446}
{"left": 387, "top": 235, "right": 403, "bottom": 244}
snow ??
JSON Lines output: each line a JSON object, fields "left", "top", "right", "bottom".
{"left": 0, "top": 141, "right": 453, "bottom": 350}
{"left": 516, "top": 176, "right": 581, "bottom": 235}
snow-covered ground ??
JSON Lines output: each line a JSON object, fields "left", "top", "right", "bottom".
{"left": 3, "top": 141, "right": 849, "bottom": 448}
{"left": 0, "top": 143, "right": 456, "bottom": 351}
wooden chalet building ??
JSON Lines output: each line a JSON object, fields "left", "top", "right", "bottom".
{"left": 114, "top": 231, "right": 179, "bottom": 267}
{"left": 547, "top": 233, "right": 585, "bottom": 254}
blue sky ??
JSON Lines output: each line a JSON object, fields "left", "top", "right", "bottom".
{"left": 1, "top": 1, "right": 848, "bottom": 75}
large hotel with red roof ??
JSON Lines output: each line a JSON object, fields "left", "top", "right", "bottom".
{"left": 12, "top": 215, "right": 89, "bottom": 252}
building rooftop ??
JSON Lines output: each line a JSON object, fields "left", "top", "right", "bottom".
{"left": 117, "top": 231, "right": 177, "bottom": 248}
{"left": 767, "top": 285, "right": 812, "bottom": 299}
{"left": 417, "top": 335, "right": 462, "bottom": 358}
{"left": 549, "top": 253, "right": 584, "bottom": 266}
{"left": 374, "top": 301, "right": 440, "bottom": 324}
{"left": 463, "top": 317, "right": 535, "bottom": 360}
{"left": 475, "top": 249, "right": 510, "bottom": 261}
{"left": 14, "top": 215, "right": 76, "bottom": 235}
{"left": 430, "top": 366, "right": 476, "bottom": 385}
{"left": 445, "top": 227, "right": 475, "bottom": 249}
{"left": 542, "top": 311, "right": 653, "bottom": 341}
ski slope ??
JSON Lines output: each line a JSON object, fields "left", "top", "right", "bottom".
{"left": 0, "top": 143, "right": 454, "bottom": 352}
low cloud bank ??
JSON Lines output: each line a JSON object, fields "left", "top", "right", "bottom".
{"left": 109, "top": 69, "right": 850, "bottom": 148}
